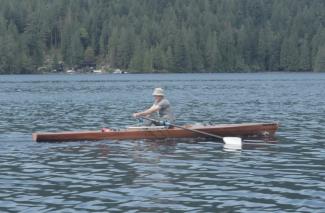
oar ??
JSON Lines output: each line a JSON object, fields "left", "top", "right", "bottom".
{"left": 138, "top": 116, "right": 242, "bottom": 147}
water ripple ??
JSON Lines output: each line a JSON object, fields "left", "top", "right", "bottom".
{"left": 1, "top": 73, "right": 325, "bottom": 212}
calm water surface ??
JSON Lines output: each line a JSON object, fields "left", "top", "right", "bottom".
{"left": 0, "top": 73, "right": 325, "bottom": 212}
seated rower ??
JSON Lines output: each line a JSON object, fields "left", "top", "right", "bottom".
{"left": 133, "top": 88, "right": 175, "bottom": 126}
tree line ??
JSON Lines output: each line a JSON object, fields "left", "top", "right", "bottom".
{"left": 0, "top": 0, "right": 324, "bottom": 74}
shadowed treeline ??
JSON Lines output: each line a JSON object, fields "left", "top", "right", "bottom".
{"left": 0, "top": 0, "right": 324, "bottom": 74}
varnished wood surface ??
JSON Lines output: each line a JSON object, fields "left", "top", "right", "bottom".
{"left": 32, "top": 123, "right": 279, "bottom": 142}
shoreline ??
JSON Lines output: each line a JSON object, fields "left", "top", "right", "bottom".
{"left": 0, "top": 70, "right": 322, "bottom": 75}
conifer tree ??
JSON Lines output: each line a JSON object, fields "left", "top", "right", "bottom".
{"left": 299, "top": 39, "right": 311, "bottom": 71}
{"left": 314, "top": 46, "right": 325, "bottom": 72}
{"left": 0, "top": 0, "right": 324, "bottom": 74}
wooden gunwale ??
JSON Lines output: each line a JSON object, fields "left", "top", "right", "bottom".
{"left": 32, "top": 122, "right": 278, "bottom": 142}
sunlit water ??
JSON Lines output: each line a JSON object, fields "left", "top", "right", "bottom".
{"left": 0, "top": 73, "right": 325, "bottom": 212}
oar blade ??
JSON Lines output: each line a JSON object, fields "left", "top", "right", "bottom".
{"left": 223, "top": 137, "right": 242, "bottom": 149}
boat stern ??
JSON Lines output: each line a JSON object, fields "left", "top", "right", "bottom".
{"left": 32, "top": 133, "right": 38, "bottom": 142}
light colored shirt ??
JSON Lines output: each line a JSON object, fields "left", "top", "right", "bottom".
{"left": 153, "top": 98, "right": 175, "bottom": 121}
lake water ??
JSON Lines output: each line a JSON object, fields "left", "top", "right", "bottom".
{"left": 0, "top": 73, "right": 325, "bottom": 212}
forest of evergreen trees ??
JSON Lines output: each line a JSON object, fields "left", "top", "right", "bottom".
{"left": 0, "top": 0, "right": 324, "bottom": 74}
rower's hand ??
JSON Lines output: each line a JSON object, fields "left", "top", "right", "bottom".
{"left": 133, "top": 113, "right": 140, "bottom": 118}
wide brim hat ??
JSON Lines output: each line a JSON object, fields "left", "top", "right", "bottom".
{"left": 152, "top": 88, "right": 165, "bottom": 96}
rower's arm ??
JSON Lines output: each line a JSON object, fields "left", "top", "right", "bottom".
{"left": 134, "top": 105, "right": 160, "bottom": 117}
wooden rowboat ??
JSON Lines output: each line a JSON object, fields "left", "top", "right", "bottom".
{"left": 32, "top": 122, "right": 278, "bottom": 142}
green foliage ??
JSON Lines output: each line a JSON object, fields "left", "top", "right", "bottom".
{"left": 0, "top": 0, "right": 324, "bottom": 74}
{"left": 84, "top": 47, "right": 95, "bottom": 64}
{"left": 314, "top": 45, "right": 325, "bottom": 72}
{"left": 299, "top": 38, "right": 311, "bottom": 71}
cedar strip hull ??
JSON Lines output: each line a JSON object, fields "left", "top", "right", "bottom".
{"left": 33, "top": 123, "right": 278, "bottom": 142}
{"left": 32, "top": 123, "right": 278, "bottom": 142}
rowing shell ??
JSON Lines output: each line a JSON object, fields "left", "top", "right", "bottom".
{"left": 32, "top": 123, "right": 278, "bottom": 142}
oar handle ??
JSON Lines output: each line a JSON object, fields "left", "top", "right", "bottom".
{"left": 138, "top": 116, "right": 170, "bottom": 126}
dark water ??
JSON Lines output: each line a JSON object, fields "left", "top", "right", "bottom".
{"left": 0, "top": 73, "right": 325, "bottom": 212}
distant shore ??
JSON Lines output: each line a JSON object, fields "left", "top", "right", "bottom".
{"left": 1, "top": 70, "right": 323, "bottom": 75}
